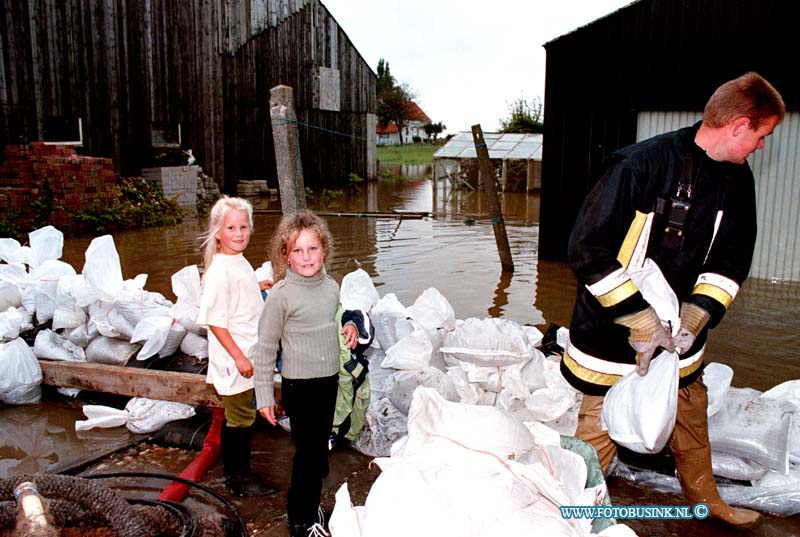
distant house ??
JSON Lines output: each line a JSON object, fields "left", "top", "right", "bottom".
{"left": 377, "top": 102, "right": 431, "bottom": 145}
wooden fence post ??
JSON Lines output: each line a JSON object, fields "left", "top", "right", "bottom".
{"left": 270, "top": 85, "right": 307, "bottom": 215}
{"left": 471, "top": 124, "right": 514, "bottom": 272}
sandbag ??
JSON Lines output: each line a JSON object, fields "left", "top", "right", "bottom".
{"left": 602, "top": 350, "right": 678, "bottom": 454}
{"left": 708, "top": 387, "right": 793, "bottom": 474}
{"left": 75, "top": 397, "right": 196, "bottom": 434}
{"left": 33, "top": 329, "right": 86, "bottom": 362}
{"left": 340, "top": 268, "right": 380, "bottom": 312}
{"left": 85, "top": 336, "right": 141, "bottom": 366}
{"left": 389, "top": 367, "right": 458, "bottom": 415}
{"left": 381, "top": 328, "right": 432, "bottom": 370}
{"left": 0, "top": 338, "right": 42, "bottom": 404}
{"left": 441, "top": 317, "right": 530, "bottom": 367}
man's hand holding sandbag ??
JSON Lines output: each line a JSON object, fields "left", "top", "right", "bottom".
{"left": 615, "top": 307, "right": 675, "bottom": 376}
{"left": 672, "top": 302, "right": 711, "bottom": 355}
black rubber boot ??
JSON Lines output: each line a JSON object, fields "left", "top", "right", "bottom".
{"left": 221, "top": 424, "right": 279, "bottom": 497}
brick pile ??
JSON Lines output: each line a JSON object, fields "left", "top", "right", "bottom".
{"left": 0, "top": 143, "right": 117, "bottom": 229}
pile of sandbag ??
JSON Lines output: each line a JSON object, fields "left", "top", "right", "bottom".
{"left": 337, "top": 269, "right": 581, "bottom": 459}
{"left": 0, "top": 226, "right": 206, "bottom": 407}
{"left": 330, "top": 387, "right": 636, "bottom": 537}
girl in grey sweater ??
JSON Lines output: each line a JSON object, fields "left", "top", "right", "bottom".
{"left": 254, "top": 210, "right": 357, "bottom": 537}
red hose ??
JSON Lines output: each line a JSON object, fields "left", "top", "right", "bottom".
{"left": 158, "top": 407, "right": 223, "bottom": 502}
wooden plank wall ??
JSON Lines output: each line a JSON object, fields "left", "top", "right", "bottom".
{"left": 0, "top": 0, "right": 376, "bottom": 190}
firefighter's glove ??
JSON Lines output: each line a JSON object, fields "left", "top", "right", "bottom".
{"left": 615, "top": 306, "right": 674, "bottom": 376}
{"left": 672, "top": 302, "right": 710, "bottom": 355}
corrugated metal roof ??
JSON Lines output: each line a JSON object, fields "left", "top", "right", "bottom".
{"left": 433, "top": 132, "right": 543, "bottom": 160}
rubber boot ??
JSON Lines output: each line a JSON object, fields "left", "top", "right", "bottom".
{"left": 670, "top": 380, "right": 761, "bottom": 530}
{"left": 221, "top": 424, "right": 278, "bottom": 497}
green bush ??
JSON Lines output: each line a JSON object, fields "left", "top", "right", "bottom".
{"left": 73, "top": 177, "right": 184, "bottom": 233}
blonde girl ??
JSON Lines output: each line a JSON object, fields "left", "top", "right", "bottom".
{"left": 254, "top": 210, "right": 357, "bottom": 537}
{"left": 197, "top": 195, "right": 276, "bottom": 497}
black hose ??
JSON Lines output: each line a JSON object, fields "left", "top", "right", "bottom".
{"left": 128, "top": 498, "right": 199, "bottom": 537}
{"left": 83, "top": 471, "right": 247, "bottom": 537}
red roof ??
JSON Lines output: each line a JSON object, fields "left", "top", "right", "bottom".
{"left": 376, "top": 102, "right": 430, "bottom": 134}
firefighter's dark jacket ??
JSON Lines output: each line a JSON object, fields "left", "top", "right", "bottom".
{"left": 561, "top": 122, "right": 757, "bottom": 396}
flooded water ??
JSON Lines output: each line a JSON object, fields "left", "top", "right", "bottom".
{"left": 3, "top": 171, "right": 800, "bottom": 483}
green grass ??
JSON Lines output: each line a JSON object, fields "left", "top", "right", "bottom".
{"left": 377, "top": 143, "right": 439, "bottom": 164}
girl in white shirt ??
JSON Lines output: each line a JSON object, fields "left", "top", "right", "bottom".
{"left": 197, "top": 195, "right": 277, "bottom": 497}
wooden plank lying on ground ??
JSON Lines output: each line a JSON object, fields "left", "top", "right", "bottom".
{"left": 39, "top": 360, "right": 223, "bottom": 408}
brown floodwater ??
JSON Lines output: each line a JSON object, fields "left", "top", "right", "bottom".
{"left": 2, "top": 173, "right": 799, "bottom": 518}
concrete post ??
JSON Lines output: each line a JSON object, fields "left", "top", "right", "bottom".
{"left": 270, "top": 85, "right": 306, "bottom": 215}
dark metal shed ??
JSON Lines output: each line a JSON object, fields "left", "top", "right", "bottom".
{"left": 539, "top": 0, "right": 800, "bottom": 271}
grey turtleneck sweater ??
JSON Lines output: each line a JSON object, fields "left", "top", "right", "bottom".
{"left": 254, "top": 268, "right": 341, "bottom": 408}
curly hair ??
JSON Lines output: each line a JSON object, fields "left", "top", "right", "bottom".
{"left": 270, "top": 209, "right": 333, "bottom": 280}
{"left": 199, "top": 195, "right": 254, "bottom": 271}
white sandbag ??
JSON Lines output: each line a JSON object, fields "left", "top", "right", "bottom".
{"left": 407, "top": 287, "right": 455, "bottom": 332}
{"left": 441, "top": 317, "right": 530, "bottom": 367}
{"left": 33, "top": 329, "right": 86, "bottom": 362}
{"left": 703, "top": 362, "right": 734, "bottom": 417}
{"left": 88, "top": 301, "right": 136, "bottom": 339}
{"left": 708, "top": 387, "right": 793, "bottom": 474}
{"left": 170, "top": 265, "right": 202, "bottom": 330}
{"left": 28, "top": 225, "right": 63, "bottom": 269}
{"left": 24, "top": 259, "right": 77, "bottom": 324}
{"left": 0, "top": 307, "right": 34, "bottom": 342}
{"left": 113, "top": 289, "right": 173, "bottom": 329}
{"left": 370, "top": 293, "right": 412, "bottom": 350}
{"left": 254, "top": 260, "right": 274, "bottom": 283}
{"left": 85, "top": 336, "right": 140, "bottom": 366}
{"left": 602, "top": 351, "right": 678, "bottom": 454}
{"left": 0, "top": 281, "right": 22, "bottom": 311}
{"left": 179, "top": 330, "right": 208, "bottom": 359}
{"left": 352, "top": 397, "right": 408, "bottom": 458}
{"left": 389, "top": 367, "right": 458, "bottom": 415}
{"left": 51, "top": 274, "right": 88, "bottom": 330}
{"left": 63, "top": 323, "right": 98, "bottom": 348}
{"left": 381, "top": 328, "right": 432, "bottom": 370}
{"left": 628, "top": 258, "right": 679, "bottom": 335}
{"left": 82, "top": 235, "right": 124, "bottom": 302}
{"left": 522, "top": 325, "right": 544, "bottom": 348}
{"left": 340, "top": 268, "right": 380, "bottom": 312}
{"left": 75, "top": 397, "right": 196, "bottom": 434}
{"left": 0, "top": 238, "right": 27, "bottom": 265}
{"left": 403, "top": 387, "right": 533, "bottom": 460}
{"left": 0, "top": 338, "right": 42, "bottom": 404}
{"left": 761, "top": 380, "right": 800, "bottom": 461}
{"left": 130, "top": 316, "right": 174, "bottom": 360}
{"left": 711, "top": 451, "right": 768, "bottom": 481}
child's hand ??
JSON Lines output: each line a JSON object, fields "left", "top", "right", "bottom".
{"left": 341, "top": 324, "right": 358, "bottom": 350}
{"left": 259, "top": 405, "right": 277, "bottom": 426}
{"left": 259, "top": 279, "right": 274, "bottom": 291}
{"left": 234, "top": 356, "right": 254, "bottom": 378}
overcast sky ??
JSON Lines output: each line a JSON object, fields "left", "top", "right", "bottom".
{"left": 321, "top": 0, "right": 634, "bottom": 135}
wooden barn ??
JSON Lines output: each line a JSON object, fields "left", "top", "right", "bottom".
{"left": 0, "top": 0, "right": 376, "bottom": 192}
{"left": 539, "top": 0, "right": 800, "bottom": 281}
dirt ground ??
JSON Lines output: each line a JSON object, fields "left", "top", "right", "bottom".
{"left": 69, "top": 423, "right": 799, "bottom": 537}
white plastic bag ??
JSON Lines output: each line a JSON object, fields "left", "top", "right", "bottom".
{"left": 602, "top": 350, "right": 679, "bottom": 454}
{"left": 75, "top": 397, "right": 196, "bottom": 434}
{"left": 0, "top": 338, "right": 42, "bottom": 404}
{"left": 340, "top": 268, "right": 380, "bottom": 312}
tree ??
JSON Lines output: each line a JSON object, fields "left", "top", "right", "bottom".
{"left": 499, "top": 96, "right": 544, "bottom": 134}
{"left": 424, "top": 121, "right": 446, "bottom": 141}
{"left": 376, "top": 58, "right": 417, "bottom": 144}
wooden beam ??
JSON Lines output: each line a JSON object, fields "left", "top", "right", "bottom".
{"left": 39, "top": 360, "right": 223, "bottom": 408}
